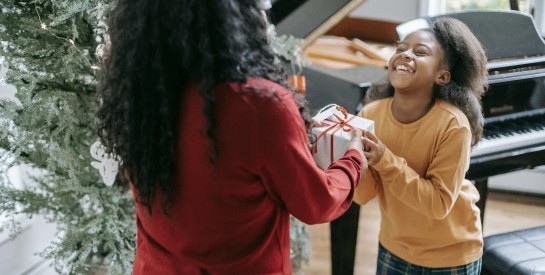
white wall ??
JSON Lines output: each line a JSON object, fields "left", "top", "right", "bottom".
{"left": 350, "top": 0, "right": 421, "bottom": 23}
{"left": 349, "top": 0, "right": 545, "bottom": 37}
{"left": 530, "top": 0, "right": 545, "bottom": 36}
{"left": 0, "top": 215, "right": 57, "bottom": 275}
{"left": 489, "top": 167, "right": 545, "bottom": 196}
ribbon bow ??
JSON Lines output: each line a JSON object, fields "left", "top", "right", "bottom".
{"left": 313, "top": 105, "right": 356, "bottom": 163}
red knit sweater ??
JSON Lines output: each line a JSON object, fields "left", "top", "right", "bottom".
{"left": 131, "top": 78, "right": 363, "bottom": 274}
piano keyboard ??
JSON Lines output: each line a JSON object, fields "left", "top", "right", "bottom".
{"left": 471, "top": 112, "right": 545, "bottom": 157}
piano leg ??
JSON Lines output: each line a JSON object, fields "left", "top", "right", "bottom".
{"left": 474, "top": 179, "right": 489, "bottom": 229}
{"left": 330, "top": 203, "right": 360, "bottom": 275}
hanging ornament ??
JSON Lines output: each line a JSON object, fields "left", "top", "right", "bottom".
{"left": 257, "top": 0, "right": 272, "bottom": 10}
{"left": 288, "top": 49, "right": 306, "bottom": 94}
{"left": 288, "top": 75, "right": 306, "bottom": 94}
{"left": 90, "top": 140, "right": 120, "bottom": 187}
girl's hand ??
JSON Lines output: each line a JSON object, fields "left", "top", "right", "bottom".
{"left": 361, "top": 130, "right": 385, "bottom": 166}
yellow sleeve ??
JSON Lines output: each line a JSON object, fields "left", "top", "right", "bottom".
{"left": 354, "top": 168, "right": 379, "bottom": 205}
{"left": 354, "top": 107, "right": 379, "bottom": 205}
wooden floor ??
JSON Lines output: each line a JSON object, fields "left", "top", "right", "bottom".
{"left": 301, "top": 191, "right": 545, "bottom": 275}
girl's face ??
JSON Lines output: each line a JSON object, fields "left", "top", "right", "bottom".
{"left": 388, "top": 31, "right": 450, "bottom": 96}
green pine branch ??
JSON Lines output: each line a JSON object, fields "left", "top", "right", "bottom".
{"left": 0, "top": 1, "right": 310, "bottom": 274}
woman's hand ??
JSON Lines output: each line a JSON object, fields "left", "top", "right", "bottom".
{"left": 347, "top": 129, "right": 369, "bottom": 181}
{"left": 361, "top": 130, "right": 384, "bottom": 166}
{"left": 346, "top": 129, "right": 364, "bottom": 157}
{"left": 310, "top": 118, "right": 324, "bottom": 129}
{"left": 308, "top": 118, "right": 325, "bottom": 150}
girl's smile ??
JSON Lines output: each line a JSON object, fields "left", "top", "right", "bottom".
{"left": 393, "top": 63, "right": 415, "bottom": 75}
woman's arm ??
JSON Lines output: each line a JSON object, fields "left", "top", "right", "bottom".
{"left": 255, "top": 83, "right": 367, "bottom": 224}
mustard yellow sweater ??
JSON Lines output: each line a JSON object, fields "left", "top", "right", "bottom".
{"left": 355, "top": 97, "right": 483, "bottom": 268}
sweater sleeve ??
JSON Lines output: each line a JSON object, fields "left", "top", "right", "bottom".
{"left": 372, "top": 124, "right": 471, "bottom": 220}
{"left": 353, "top": 108, "right": 379, "bottom": 205}
{"left": 256, "top": 89, "right": 364, "bottom": 225}
{"left": 354, "top": 168, "right": 379, "bottom": 205}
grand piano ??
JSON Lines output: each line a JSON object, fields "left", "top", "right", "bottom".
{"left": 271, "top": 2, "right": 545, "bottom": 275}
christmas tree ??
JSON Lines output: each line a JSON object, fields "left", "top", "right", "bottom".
{"left": 0, "top": 1, "right": 134, "bottom": 273}
{"left": 0, "top": 0, "right": 309, "bottom": 274}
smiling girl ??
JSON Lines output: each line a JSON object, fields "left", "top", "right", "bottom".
{"left": 355, "top": 17, "right": 488, "bottom": 274}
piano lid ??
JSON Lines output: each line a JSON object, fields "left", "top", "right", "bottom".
{"left": 396, "top": 10, "right": 545, "bottom": 62}
{"left": 270, "top": 0, "right": 365, "bottom": 48}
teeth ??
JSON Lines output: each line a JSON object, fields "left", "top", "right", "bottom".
{"left": 396, "top": 65, "right": 412, "bottom": 73}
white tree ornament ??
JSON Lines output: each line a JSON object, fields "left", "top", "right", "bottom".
{"left": 90, "top": 140, "right": 120, "bottom": 187}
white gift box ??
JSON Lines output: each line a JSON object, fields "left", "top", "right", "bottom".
{"left": 311, "top": 104, "right": 374, "bottom": 169}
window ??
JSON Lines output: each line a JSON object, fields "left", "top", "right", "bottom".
{"left": 446, "top": 0, "right": 529, "bottom": 13}
{"left": 423, "top": 0, "right": 545, "bottom": 37}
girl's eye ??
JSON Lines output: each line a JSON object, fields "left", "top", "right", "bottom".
{"left": 414, "top": 47, "right": 430, "bottom": 56}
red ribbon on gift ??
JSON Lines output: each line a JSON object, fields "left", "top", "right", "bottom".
{"left": 313, "top": 106, "right": 356, "bottom": 163}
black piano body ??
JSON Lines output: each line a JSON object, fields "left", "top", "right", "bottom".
{"left": 272, "top": 3, "right": 545, "bottom": 274}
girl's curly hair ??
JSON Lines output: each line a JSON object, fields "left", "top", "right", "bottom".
{"left": 365, "top": 17, "right": 488, "bottom": 147}
{"left": 96, "top": 0, "right": 309, "bottom": 213}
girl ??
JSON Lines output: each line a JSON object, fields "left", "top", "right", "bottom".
{"left": 355, "top": 17, "right": 488, "bottom": 274}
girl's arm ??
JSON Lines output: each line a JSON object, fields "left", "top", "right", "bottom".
{"left": 354, "top": 168, "right": 379, "bottom": 205}
{"left": 367, "top": 125, "right": 471, "bottom": 220}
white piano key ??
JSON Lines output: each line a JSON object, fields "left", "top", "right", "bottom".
{"left": 471, "top": 128, "right": 545, "bottom": 157}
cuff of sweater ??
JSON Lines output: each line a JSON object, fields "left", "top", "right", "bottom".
{"left": 344, "top": 148, "right": 363, "bottom": 165}
{"left": 372, "top": 146, "right": 392, "bottom": 172}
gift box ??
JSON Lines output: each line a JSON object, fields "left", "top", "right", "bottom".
{"left": 311, "top": 104, "right": 374, "bottom": 169}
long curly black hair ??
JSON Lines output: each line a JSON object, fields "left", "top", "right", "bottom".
{"left": 365, "top": 17, "right": 488, "bottom": 147}
{"left": 96, "top": 0, "right": 309, "bottom": 213}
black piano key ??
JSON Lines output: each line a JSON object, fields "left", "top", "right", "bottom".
{"left": 482, "top": 112, "right": 545, "bottom": 139}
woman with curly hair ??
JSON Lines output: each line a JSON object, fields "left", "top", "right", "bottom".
{"left": 355, "top": 17, "right": 488, "bottom": 274}
{"left": 96, "top": 0, "right": 367, "bottom": 274}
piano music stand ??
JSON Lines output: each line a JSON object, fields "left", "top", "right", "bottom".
{"left": 397, "top": 10, "right": 545, "bottom": 60}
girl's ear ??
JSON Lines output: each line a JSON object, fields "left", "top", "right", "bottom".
{"left": 435, "top": 69, "right": 451, "bottom": 86}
